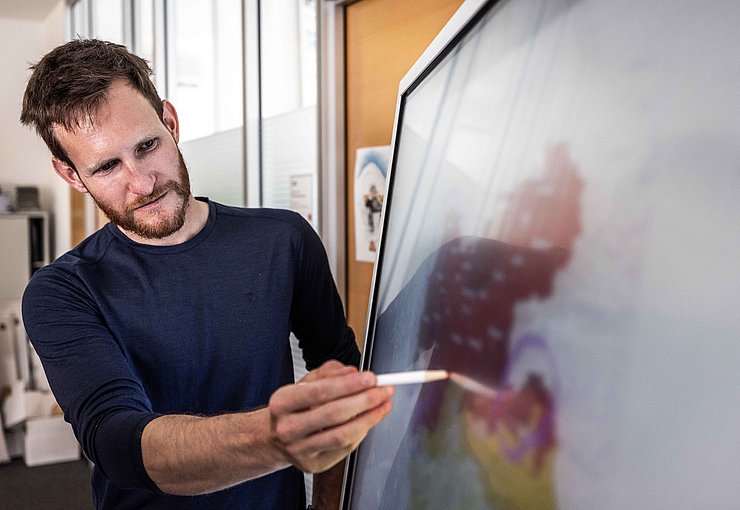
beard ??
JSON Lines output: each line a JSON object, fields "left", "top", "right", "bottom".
{"left": 92, "top": 150, "right": 192, "bottom": 239}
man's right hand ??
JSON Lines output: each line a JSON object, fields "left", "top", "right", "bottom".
{"left": 268, "top": 360, "right": 394, "bottom": 474}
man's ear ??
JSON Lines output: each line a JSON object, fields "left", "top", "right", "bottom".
{"left": 51, "top": 157, "right": 88, "bottom": 194}
{"left": 162, "top": 100, "right": 179, "bottom": 144}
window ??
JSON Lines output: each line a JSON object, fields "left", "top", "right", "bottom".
{"left": 69, "top": 0, "right": 89, "bottom": 37}
{"left": 168, "top": 0, "right": 244, "bottom": 205}
{"left": 166, "top": 0, "right": 242, "bottom": 142}
{"left": 258, "top": 0, "right": 319, "bottom": 227}
{"left": 132, "top": 0, "right": 154, "bottom": 68}
{"left": 68, "top": 0, "right": 245, "bottom": 207}
{"left": 91, "top": 0, "right": 125, "bottom": 43}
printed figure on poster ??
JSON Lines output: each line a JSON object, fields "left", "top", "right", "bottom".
{"left": 354, "top": 145, "right": 390, "bottom": 262}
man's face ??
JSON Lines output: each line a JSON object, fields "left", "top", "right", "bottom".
{"left": 52, "top": 80, "right": 191, "bottom": 241}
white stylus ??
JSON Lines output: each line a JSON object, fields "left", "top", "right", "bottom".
{"left": 375, "top": 369, "right": 449, "bottom": 386}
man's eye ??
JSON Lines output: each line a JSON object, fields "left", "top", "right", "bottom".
{"left": 97, "top": 161, "right": 115, "bottom": 173}
{"left": 142, "top": 138, "right": 157, "bottom": 150}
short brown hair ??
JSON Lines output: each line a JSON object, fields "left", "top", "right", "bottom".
{"left": 20, "top": 38, "right": 164, "bottom": 168}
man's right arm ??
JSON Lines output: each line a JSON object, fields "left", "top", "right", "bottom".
{"left": 23, "top": 266, "right": 394, "bottom": 495}
{"left": 141, "top": 361, "right": 394, "bottom": 496}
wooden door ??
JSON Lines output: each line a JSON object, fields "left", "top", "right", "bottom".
{"left": 345, "top": 0, "right": 464, "bottom": 347}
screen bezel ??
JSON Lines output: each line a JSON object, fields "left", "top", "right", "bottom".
{"left": 339, "top": 0, "right": 501, "bottom": 507}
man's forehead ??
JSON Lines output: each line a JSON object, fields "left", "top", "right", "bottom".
{"left": 51, "top": 94, "right": 117, "bottom": 139}
{"left": 54, "top": 81, "right": 153, "bottom": 131}
{"left": 51, "top": 117, "right": 104, "bottom": 164}
{"left": 52, "top": 115, "right": 98, "bottom": 138}
{"left": 52, "top": 90, "right": 154, "bottom": 141}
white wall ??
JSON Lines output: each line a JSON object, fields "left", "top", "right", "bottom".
{"left": 0, "top": 1, "right": 70, "bottom": 258}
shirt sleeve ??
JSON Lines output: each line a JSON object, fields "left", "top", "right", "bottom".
{"left": 289, "top": 218, "right": 360, "bottom": 370}
{"left": 22, "top": 267, "right": 163, "bottom": 492}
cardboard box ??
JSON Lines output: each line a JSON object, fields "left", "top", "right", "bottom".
{"left": 1, "top": 375, "right": 81, "bottom": 466}
{"left": 23, "top": 415, "right": 80, "bottom": 467}
{"left": 0, "top": 301, "right": 81, "bottom": 466}
{"left": 2, "top": 384, "right": 58, "bottom": 428}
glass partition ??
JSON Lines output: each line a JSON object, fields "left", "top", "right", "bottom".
{"left": 259, "top": 0, "right": 319, "bottom": 227}
{"left": 167, "top": 0, "right": 245, "bottom": 206}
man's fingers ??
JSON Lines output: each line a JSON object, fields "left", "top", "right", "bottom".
{"left": 282, "top": 400, "right": 393, "bottom": 473}
{"left": 271, "top": 370, "right": 377, "bottom": 414}
{"left": 302, "top": 399, "right": 393, "bottom": 454}
{"left": 273, "top": 385, "right": 393, "bottom": 442}
{"left": 300, "top": 361, "right": 357, "bottom": 383}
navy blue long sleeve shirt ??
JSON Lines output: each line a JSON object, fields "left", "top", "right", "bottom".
{"left": 22, "top": 199, "right": 359, "bottom": 509}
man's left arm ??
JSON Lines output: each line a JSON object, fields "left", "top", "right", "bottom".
{"left": 290, "top": 215, "right": 363, "bottom": 509}
{"left": 290, "top": 214, "right": 360, "bottom": 370}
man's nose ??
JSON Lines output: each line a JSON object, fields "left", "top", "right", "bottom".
{"left": 125, "top": 162, "right": 156, "bottom": 195}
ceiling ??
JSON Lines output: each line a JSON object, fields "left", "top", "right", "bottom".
{"left": 0, "top": 0, "right": 62, "bottom": 22}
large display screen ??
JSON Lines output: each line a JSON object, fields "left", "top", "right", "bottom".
{"left": 342, "top": 0, "right": 740, "bottom": 508}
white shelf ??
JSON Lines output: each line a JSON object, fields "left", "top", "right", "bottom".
{"left": 0, "top": 212, "right": 50, "bottom": 301}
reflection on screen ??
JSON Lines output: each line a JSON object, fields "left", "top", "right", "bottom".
{"left": 346, "top": 0, "right": 740, "bottom": 509}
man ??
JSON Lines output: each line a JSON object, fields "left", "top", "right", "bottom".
{"left": 20, "top": 39, "right": 393, "bottom": 509}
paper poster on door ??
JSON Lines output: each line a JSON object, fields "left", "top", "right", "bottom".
{"left": 354, "top": 145, "right": 390, "bottom": 262}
